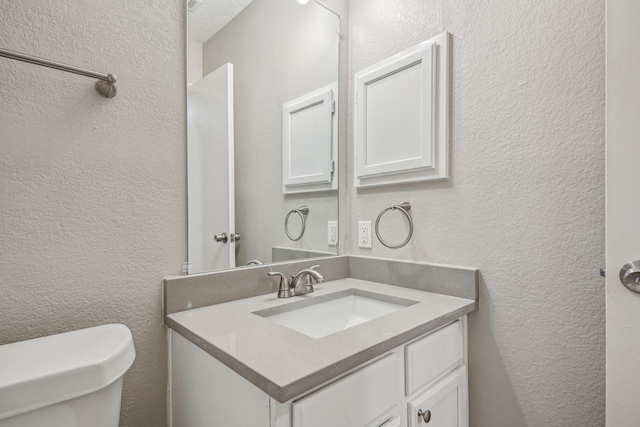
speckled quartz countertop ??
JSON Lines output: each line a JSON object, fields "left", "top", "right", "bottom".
{"left": 166, "top": 277, "right": 476, "bottom": 403}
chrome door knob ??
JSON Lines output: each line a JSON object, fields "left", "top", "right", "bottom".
{"left": 620, "top": 261, "right": 640, "bottom": 293}
{"left": 418, "top": 409, "right": 431, "bottom": 423}
{"left": 214, "top": 232, "right": 228, "bottom": 243}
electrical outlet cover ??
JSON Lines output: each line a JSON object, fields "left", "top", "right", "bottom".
{"left": 359, "top": 221, "right": 372, "bottom": 249}
{"left": 328, "top": 221, "right": 338, "bottom": 246}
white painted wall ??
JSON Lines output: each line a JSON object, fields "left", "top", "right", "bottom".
{"left": 202, "top": 0, "right": 341, "bottom": 266}
{"left": 0, "top": 1, "right": 185, "bottom": 426}
{"left": 346, "top": 0, "right": 605, "bottom": 426}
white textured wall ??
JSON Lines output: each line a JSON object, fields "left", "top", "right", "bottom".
{"left": 347, "top": 0, "right": 605, "bottom": 426}
{"left": 0, "top": 1, "right": 185, "bottom": 426}
{"left": 202, "top": 0, "right": 340, "bottom": 266}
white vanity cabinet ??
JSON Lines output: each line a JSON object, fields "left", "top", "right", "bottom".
{"left": 169, "top": 317, "right": 468, "bottom": 427}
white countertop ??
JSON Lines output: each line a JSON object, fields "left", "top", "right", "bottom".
{"left": 166, "top": 278, "right": 476, "bottom": 402}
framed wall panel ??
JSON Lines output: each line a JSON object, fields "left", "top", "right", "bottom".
{"left": 282, "top": 84, "right": 337, "bottom": 194}
{"left": 354, "top": 32, "right": 449, "bottom": 188}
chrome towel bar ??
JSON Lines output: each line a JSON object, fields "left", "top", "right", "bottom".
{"left": 0, "top": 47, "right": 117, "bottom": 98}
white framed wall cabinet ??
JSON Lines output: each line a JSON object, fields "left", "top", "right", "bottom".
{"left": 282, "top": 84, "right": 338, "bottom": 194}
{"left": 354, "top": 32, "right": 449, "bottom": 188}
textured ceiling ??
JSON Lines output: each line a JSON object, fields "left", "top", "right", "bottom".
{"left": 188, "top": 0, "right": 255, "bottom": 44}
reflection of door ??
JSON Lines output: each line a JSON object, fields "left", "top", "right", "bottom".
{"left": 606, "top": 2, "right": 640, "bottom": 424}
{"left": 187, "top": 63, "right": 235, "bottom": 272}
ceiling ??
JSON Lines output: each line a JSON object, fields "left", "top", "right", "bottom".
{"left": 188, "top": 0, "right": 255, "bottom": 44}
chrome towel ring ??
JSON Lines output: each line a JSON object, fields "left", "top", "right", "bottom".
{"left": 285, "top": 206, "right": 309, "bottom": 241}
{"left": 375, "top": 201, "right": 413, "bottom": 249}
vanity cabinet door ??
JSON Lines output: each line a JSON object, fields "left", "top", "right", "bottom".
{"left": 407, "top": 367, "right": 468, "bottom": 427}
{"left": 405, "top": 320, "right": 463, "bottom": 396}
{"left": 292, "top": 353, "right": 399, "bottom": 427}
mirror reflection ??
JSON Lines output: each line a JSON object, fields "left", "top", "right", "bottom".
{"left": 187, "top": 0, "right": 340, "bottom": 274}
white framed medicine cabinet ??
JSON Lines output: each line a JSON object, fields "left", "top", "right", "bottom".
{"left": 354, "top": 32, "right": 449, "bottom": 188}
{"left": 282, "top": 83, "right": 338, "bottom": 194}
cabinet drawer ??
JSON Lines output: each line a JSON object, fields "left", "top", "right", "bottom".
{"left": 407, "top": 367, "right": 467, "bottom": 427}
{"left": 292, "top": 353, "right": 399, "bottom": 427}
{"left": 405, "top": 320, "right": 463, "bottom": 395}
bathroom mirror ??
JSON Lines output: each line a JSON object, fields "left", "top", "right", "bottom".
{"left": 187, "top": 0, "right": 340, "bottom": 274}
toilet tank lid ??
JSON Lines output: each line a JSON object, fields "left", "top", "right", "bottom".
{"left": 0, "top": 324, "right": 136, "bottom": 421}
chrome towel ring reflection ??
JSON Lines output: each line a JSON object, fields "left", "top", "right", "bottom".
{"left": 285, "top": 206, "right": 309, "bottom": 241}
{"left": 375, "top": 201, "right": 413, "bottom": 249}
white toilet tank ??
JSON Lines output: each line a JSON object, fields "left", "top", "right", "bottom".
{"left": 0, "top": 324, "right": 136, "bottom": 427}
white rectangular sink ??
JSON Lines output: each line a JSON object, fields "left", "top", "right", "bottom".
{"left": 253, "top": 289, "right": 418, "bottom": 338}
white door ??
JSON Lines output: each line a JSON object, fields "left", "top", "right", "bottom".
{"left": 187, "top": 63, "right": 235, "bottom": 273}
{"left": 606, "top": 1, "right": 640, "bottom": 424}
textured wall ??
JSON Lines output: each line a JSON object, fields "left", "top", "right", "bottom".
{"left": 202, "top": 0, "right": 340, "bottom": 266}
{"left": 0, "top": 1, "right": 185, "bottom": 426}
{"left": 347, "top": 0, "right": 605, "bottom": 426}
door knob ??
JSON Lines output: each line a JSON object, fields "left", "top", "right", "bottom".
{"left": 214, "top": 232, "right": 228, "bottom": 243}
{"left": 620, "top": 261, "right": 640, "bottom": 293}
{"left": 418, "top": 409, "right": 431, "bottom": 423}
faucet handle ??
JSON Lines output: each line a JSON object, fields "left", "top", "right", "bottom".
{"left": 267, "top": 271, "right": 292, "bottom": 298}
{"left": 267, "top": 271, "right": 287, "bottom": 283}
{"left": 301, "top": 265, "right": 323, "bottom": 294}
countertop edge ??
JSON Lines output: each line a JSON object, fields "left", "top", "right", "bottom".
{"left": 166, "top": 299, "right": 477, "bottom": 403}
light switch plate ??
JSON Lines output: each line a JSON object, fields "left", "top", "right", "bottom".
{"left": 328, "top": 221, "right": 338, "bottom": 246}
{"left": 359, "top": 221, "right": 372, "bottom": 249}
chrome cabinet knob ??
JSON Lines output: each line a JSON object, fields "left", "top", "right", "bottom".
{"left": 232, "top": 233, "right": 241, "bottom": 242}
{"left": 620, "top": 261, "right": 640, "bottom": 293}
{"left": 418, "top": 409, "right": 431, "bottom": 423}
{"left": 214, "top": 232, "right": 228, "bottom": 243}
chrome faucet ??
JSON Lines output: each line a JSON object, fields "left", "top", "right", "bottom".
{"left": 267, "top": 265, "right": 324, "bottom": 298}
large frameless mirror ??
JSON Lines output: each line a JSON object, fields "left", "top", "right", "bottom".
{"left": 186, "top": 0, "right": 340, "bottom": 274}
